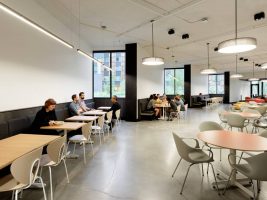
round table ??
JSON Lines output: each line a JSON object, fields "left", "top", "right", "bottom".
{"left": 197, "top": 130, "right": 267, "bottom": 197}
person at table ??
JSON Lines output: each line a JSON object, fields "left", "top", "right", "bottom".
{"left": 147, "top": 95, "right": 160, "bottom": 119}
{"left": 69, "top": 94, "right": 83, "bottom": 116}
{"left": 31, "top": 98, "right": 58, "bottom": 135}
{"left": 79, "top": 92, "right": 93, "bottom": 112}
{"left": 155, "top": 94, "right": 162, "bottom": 104}
{"left": 107, "top": 95, "right": 121, "bottom": 127}
{"left": 166, "top": 97, "right": 177, "bottom": 121}
{"left": 174, "top": 95, "right": 185, "bottom": 111}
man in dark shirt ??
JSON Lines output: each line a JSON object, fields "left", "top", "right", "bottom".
{"left": 108, "top": 95, "right": 121, "bottom": 119}
{"left": 31, "top": 98, "right": 58, "bottom": 135}
{"left": 166, "top": 97, "right": 177, "bottom": 121}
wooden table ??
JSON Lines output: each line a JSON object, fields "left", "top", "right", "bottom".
{"left": 0, "top": 134, "right": 60, "bottom": 170}
{"left": 65, "top": 116, "right": 98, "bottom": 122}
{"left": 97, "top": 106, "right": 111, "bottom": 110}
{"left": 197, "top": 130, "right": 267, "bottom": 197}
{"left": 154, "top": 103, "right": 170, "bottom": 119}
{"left": 222, "top": 111, "right": 261, "bottom": 120}
{"left": 83, "top": 110, "right": 107, "bottom": 116}
{"left": 41, "top": 122, "right": 86, "bottom": 159}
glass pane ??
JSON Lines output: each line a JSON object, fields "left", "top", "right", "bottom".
{"left": 111, "top": 52, "right": 126, "bottom": 97}
{"left": 165, "top": 69, "right": 175, "bottom": 95}
{"left": 263, "top": 82, "right": 267, "bottom": 96}
{"left": 93, "top": 52, "right": 111, "bottom": 97}
{"left": 217, "top": 75, "right": 224, "bottom": 94}
{"left": 208, "top": 75, "right": 216, "bottom": 94}
{"left": 252, "top": 85, "right": 259, "bottom": 96}
{"left": 174, "top": 69, "right": 184, "bottom": 95}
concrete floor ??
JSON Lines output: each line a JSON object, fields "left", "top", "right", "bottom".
{"left": 1, "top": 106, "right": 267, "bottom": 200}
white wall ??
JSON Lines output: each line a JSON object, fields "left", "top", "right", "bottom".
{"left": 191, "top": 67, "right": 209, "bottom": 95}
{"left": 137, "top": 44, "right": 164, "bottom": 99}
{"left": 0, "top": 1, "right": 93, "bottom": 111}
{"left": 230, "top": 78, "right": 250, "bottom": 102}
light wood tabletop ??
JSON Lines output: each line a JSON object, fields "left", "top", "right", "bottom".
{"left": 222, "top": 111, "right": 261, "bottom": 119}
{"left": 97, "top": 106, "right": 111, "bottom": 110}
{"left": 65, "top": 115, "right": 98, "bottom": 122}
{"left": 83, "top": 110, "right": 107, "bottom": 116}
{"left": 41, "top": 122, "right": 86, "bottom": 131}
{"left": 197, "top": 130, "right": 267, "bottom": 151}
{"left": 0, "top": 134, "right": 60, "bottom": 170}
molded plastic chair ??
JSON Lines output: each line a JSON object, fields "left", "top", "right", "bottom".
{"left": 224, "top": 152, "right": 267, "bottom": 199}
{"left": 170, "top": 105, "right": 181, "bottom": 121}
{"left": 171, "top": 133, "right": 220, "bottom": 195}
{"left": 104, "top": 111, "right": 112, "bottom": 136}
{"left": 115, "top": 109, "right": 121, "bottom": 126}
{"left": 226, "top": 114, "right": 247, "bottom": 132}
{"left": 218, "top": 110, "right": 228, "bottom": 128}
{"left": 92, "top": 115, "right": 105, "bottom": 144}
{"left": 68, "top": 122, "right": 94, "bottom": 164}
{"left": 40, "top": 136, "right": 69, "bottom": 200}
{"left": 254, "top": 106, "right": 267, "bottom": 116}
{"left": 0, "top": 148, "right": 46, "bottom": 200}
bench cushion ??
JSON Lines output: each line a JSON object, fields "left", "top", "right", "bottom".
{"left": 8, "top": 117, "right": 31, "bottom": 136}
{"left": 0, "top": 122, "right": 8, "bottom": 139}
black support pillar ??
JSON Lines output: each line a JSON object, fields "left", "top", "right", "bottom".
{"left": 184, "top": 64, "right": 191, "bottom": 107}
{"left": 125, "top": 43, "right": 137, "bottom": 121}
{"left": 224, "top": 71, "right": 230, "bottom": 103}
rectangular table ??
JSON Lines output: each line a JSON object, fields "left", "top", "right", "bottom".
{"left": 83, "top": 111, "right": 107, "bottom": 116}
{"left": 0, "top": 134, "right": 60, "bottom": 170}
{"left": 41, "top": 122, "right": 86, "bottom": 159}
{"left": 65, "top": 116, "right": 98, "bottom": 122}
{"left": 97, "top": 106, "right": 111, "bottom": 111}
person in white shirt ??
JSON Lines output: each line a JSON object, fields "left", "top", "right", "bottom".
{"left": 79, "top": 92, "right": 93, "bottom": 112}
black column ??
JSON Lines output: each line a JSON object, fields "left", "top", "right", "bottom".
{"left": 224, "top": 71, "right": 230, "bottom": 103}
{"left": 184, "top": 64, "right": 191, "bottom": 107}
{"left": 125, "top": 43, "right": 137, "bottom": 121}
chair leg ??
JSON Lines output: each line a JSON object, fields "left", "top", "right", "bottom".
{"left": 251, "top": 180, "right": 256, "bottom": 199}
{"left": 172, "top": 158, "right": 182, "bottom": 178}
{"left": 201, "top": 164, "right": 204, "bottom": 177}
{"left": 15, "top": 190, "right": 18, "bottom": 200}
{"left": 12, "top": 190, "right": 14, "bottom": 200}
{"left": 63, "top": 159, "right": 70, "bottom": 183}
{"left": 48, "top": 167, "right": 53, "bottom": 200}
{"left": 98, "top": 130, "right": 102, "bottom": 144}
{"left": 223, "top": 169, "right": 235, "bottom": 195}
{"left": 73, "top": 143, "right": 76, "bottom": 154}
{"left": 238, "top": 152, "right": 244, "bottom": 164}
{"left": 37, "top": 176, "right": 47, "bottom": 200}
{"left": 90, "top": 142, "right": 94, "bottom": 156}
{"left": 19, "top": 190, "right": 23, "bottom": 198}
{"left": 219, "top": 149, "right": 222, "bottom": 162}
{"left": 180, "top": 164, "right": 193, "bottom": 195}
{"left": 83, "top": 142, "right": 86, "bottom": 164}
{"left": 210, "top": 163, "right": 220, "bottom": 195}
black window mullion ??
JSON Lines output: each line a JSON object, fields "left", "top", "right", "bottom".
{"left": 110, "top": 53, "right": 112, "bottom": 98}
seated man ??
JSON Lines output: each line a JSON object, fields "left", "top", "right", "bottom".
{"left": 147, "top": 95, "right": 160, "bottom": 119}
{"left": 31, "top": 98, "right": 58, "bottom": 135}
{"left": 108, "top": 95, "right": 121, "bottom": 126}
{"left": 79, "top": 92, "right": 93, "bottom": 112}
{"left": 69, "top": 94, "right": 83, "bottom": 116}
{"left": 166, "top": 97, "right": 177, "bottom": 121}
{"left": 174, "top": 95, "right": 185, "bottom": 111}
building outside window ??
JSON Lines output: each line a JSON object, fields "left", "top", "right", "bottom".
{"left": 164, "top": 68, "right": 184, "bottom": 95}
{"left": 208, "top": 74, "right": 224, "bottom": 94}
{"left": 93, "top": 51, "right": 125, "bottom": 98}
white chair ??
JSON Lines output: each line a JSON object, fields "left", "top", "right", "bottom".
{"left": 115, "top": 109, "right": 121, "bottom": 126}
{"left": 0, "top": 148, "right": 46, "bottom": 200}
{"left": 68, "top": 122, "right": 94, "bottom": 164}
{"left": 226, "top": 114, "right": 247, "bottom": 132}
{"left": 170, "top": 105, "right": 181, "bottom": 121}
{"left": 218, "top": 110, "right": 228, "bottom": 128}
{"left": 180, "top": 104, "right": 188, "bottom": 119}
{"left": 104, "top": 111, "right": 112, "bottom": 136}
{"left": 40, "top": 136, "right": 69, "bottom": 200}
{"left": 92, "top": 115, "right": 105, "bottom": 144}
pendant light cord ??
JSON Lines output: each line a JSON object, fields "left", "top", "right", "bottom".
{"left": 235, "top": 54, "right": 238, "bottom": 73}
{"left": 235, "top": 0, "right": 237, "bottom": 39}
{"left": 151, "top": 20, "right": 155, "bottom": 57}
{"left": 207, "top": 43, "right": 210, "bottom": 69}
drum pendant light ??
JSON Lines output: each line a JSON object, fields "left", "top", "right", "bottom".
{"left": 230, "top": 55, "right": 243, "bottom": 78}
{"left": 200, "top": 43, "right": 217, "bottom": 74}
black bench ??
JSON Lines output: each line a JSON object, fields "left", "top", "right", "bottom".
{"left": 138, "top": 98, "right": 154, "bottom": 120}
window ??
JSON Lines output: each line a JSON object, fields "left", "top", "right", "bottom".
{"left": 93, "top": 51, "right": 125, "bottom": 98}
{"left": 164, "top": 68, "right": 184, "bottom": 95}
{"left": 263, "top": 82, "right": 267, "bottom": 96}
{"left": 208, "top": 74, "right": 224, "bottom": 94}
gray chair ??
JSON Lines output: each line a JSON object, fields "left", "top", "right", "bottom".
{"left": 224, "top": 152, "right": 267, "bottom": 199}
{"left": 226, "top": 114, "right": 248, "bottom": 132}
{"left": 171, "top": 133, "right": 220, "bottom": 195}
{"left": 199, "top": 121, "right": 224, "bottom": 169}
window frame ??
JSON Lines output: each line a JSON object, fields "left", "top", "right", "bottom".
{"left": 208, "top": 73, "right": 225, "bottom": 95}
{"left": 93, "top": 50, "right": 125, "bottom": 98}
{"left": 164, "top": 67, "right": 185, "bottom": 95}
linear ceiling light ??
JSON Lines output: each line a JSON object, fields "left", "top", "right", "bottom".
{"left": 218, "top": 0, "right": 256, "bottom": 54}
{"left": 142, "top": 20, "right": 164, "bottom": 66}
{"left": 0, "top": 2, "right": 74, "bottom": 49}
{"left": 200, "top": 43, "right": 217, "bottom": 74}
{"left": 230, "top": 55, "right": 243, "bottom": 78}
{"left": 77, "top": 49, "right": 113, "bottom": 71}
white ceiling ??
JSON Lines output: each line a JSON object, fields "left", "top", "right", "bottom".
{"left": 11, "top": 0, "right": 267, "bottom": 73}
